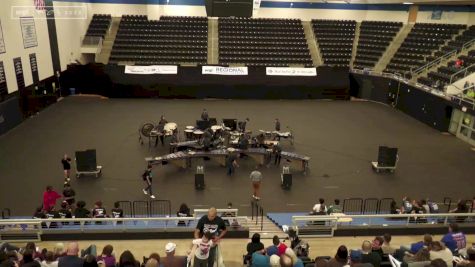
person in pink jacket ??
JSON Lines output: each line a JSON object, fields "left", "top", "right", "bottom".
{"left": 43, "top": 185, "right": 61, "bottom": 211}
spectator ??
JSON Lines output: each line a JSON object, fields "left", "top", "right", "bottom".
{"left": 111, "top": 202, "right": 124, "bottom": 219}
{"left": 58, "top": 202, "right": 72, "bottom": 220}
{"left": 190, "top": 232, "right": 213, "bottom": 267}
{"left": 361, "top": 241, "right": 381, "bottom": 267}
{"left": 58, "top": 242, "right": 83, "bottom": 267}
{"left": 315, "top": 257, "right": 329, "bottom": 267}
{"left": 450, "top": 200, "right": 469, "bottom": 222}
{"left": 96, "top": 245, "right": 115, "bottom": 267}
{"left": 401, "top": 234, "right": 433, "bottom": 254}
{"left": 285, "top": 248, "right": 304, "bottom": 267}
{"left": 328, "top": 245, "right": 348, "bottom": 267}
{"left": 456, "top": 247, "right": 475, "bottom": 266}
{"left": 401, "top": 197, "right": 413, "bottom": 214}
{"left": 194, "top": 207, "right": 227, "bottom": 267}
{"left": 83, "top": 255, "right": 98, "bottom": 267}
{"left": 25, "top": 243, "right": 42, "bottom": 261}
{"left": 371, "top": 237, "right": 384, "bottom": 258}
{"left": 327, "top": 199, "right": 342, "bottom": 214}
{"left": 312, "top": 199, "right": 327, "bottom": 214}
{"left": 288, "top": 229, "right": 309, "bottom": 259}
{"left": 381, "top": 234, "right": 397, "bottom": 255}
{"left": 161, "top": 243, "right": 186, "bottom": 267}
{"left": 118, "top": 251, "right": 139, "bottom": 267}
{"left": 390, "top": 201, "right": 399, "bottom": 214}
{"left": 74, "top": 201, "right": 91, "bottom": 218}
{"left": 349, "top": 250, "right": 372, "bottom": 267}
{"left": 92, "top": 201, "right": 106, "bottom": 218}
{"left": 403, "top": 247, "right": 430, "bottom": 263}
{"left": 177, "top": 203, "right": 191, "bottom": 226}
{"left": 22, "top": 249, "right": 40, "bottom": 267}
{"left": 43, "top": 186, "right": 61, "bottom": 212}
{"left": 41, "top": 251, "right": 57, "bottom": 267}
{"left": 251, "top": 249, "right": 269, "bottom": 267}
{"left": 143, "top": 253, "right": 160, "bottom": 267}
{"left": 427, "top": 259, "right": 448, "bottom": 267}
{"left": 280, "top": 254, "right": 293, "bottom": 267}
{"left": 247, "top": 233, "right": 264, "bottom": 256}
{"left": 429, "top": 242, "right": 453, "bottom": 267}
{"left": 33, "top": 207, "right": 46, "bottom": 219}
{"left": 266, "top": 236, "right": 287, "bottom": 257}
{"left": 53, "top": 243, "right": 65, "bottom": 260}
{"left": 441, "top": 223, "right": 466, "bottom": 254}
{"left": 62, "top": 185, "right": 75, "bottom": 206}
{"left": 427, "top": 199, "right": 439, "bottom": 214}
{"left": 144, "top": 259, "right": 158, "bottom": 267}
{"left": 269, "top": 255, "right": 280, "bottom": 267}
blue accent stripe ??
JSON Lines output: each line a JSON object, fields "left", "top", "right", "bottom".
{"left": 53, "top": 0, "right": 475, "bottom": 12}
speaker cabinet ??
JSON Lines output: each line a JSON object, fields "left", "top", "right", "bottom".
{"left": 195, "top": 174, "right": 205, "bottom": 190}
{"left": 282, "top": 173, "right": 292, "bottom": 190}
{"left": 75, "top": 149, "right": 97, "bottom": 172}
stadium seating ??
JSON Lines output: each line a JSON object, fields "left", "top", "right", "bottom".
{"left": 218, "top": 17, "right": 312, "bottom": 67}
{"left": 109, "top": 15, "right": 208, "bottom": 65}
{"left": 353, "top": 21, "right": 402, "bottom": 69}
{"left": 311, "top": 19, "right": 356, "bottom": 67}
{"left": 385, "top": 23, "right": 466, "bottom": 75}
{"left": 85, "top": 14, "right": 112, "bottom": 38}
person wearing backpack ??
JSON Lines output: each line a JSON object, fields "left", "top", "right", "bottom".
{"left": 142, "top": 165, "right": 156, "bottom": 199}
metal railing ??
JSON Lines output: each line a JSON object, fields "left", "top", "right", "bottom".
{"left": 292, "top": 212, "right": 475, "bottom": 237}
{"left": 450, "top": 83, "right": 475, "bottom": 110}
{"left": 251, "top": 201, "right": 264, "bottom": 231}
{"left": 410, "top": 37, "right": 475, "bottom": 76}
{"left": 449, "top": 63, "right": 475, "bottom": 84}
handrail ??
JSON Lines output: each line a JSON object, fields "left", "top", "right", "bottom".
{"left": 0, "top": 216, "right": 249, "bottom": 224}
{"left": 410, "top": 37, "right": 475, "bottom": 75}
{"left": 293, "top": 212, "right": 475, "bottom": 220}
{"left": 449, "top": 62, "right": 475, "bottom": 84}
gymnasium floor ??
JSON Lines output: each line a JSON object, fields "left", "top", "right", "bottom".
{"left": 1, "top": 96, "right": 474, "bottom": 216}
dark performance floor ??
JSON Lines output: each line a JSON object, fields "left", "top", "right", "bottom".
{"left": 1, "top": 97, "right": 474, "bottom": 216}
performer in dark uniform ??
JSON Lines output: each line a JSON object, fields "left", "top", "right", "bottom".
{"left": 273, "top": 143, "right": 282, "bottom": 165}
{"left": 238, "top": 118, "right": 250, "bottom": 132}
{"left": 158, "top": 115, "right": 168, "bottom": 146}
{"left": 61, "top": 154, "right": 72, "bottom": 184}
{"left": 201, "top": 109, "right": 209, "bottom": 121}
{"left": 275, "top": 118, "right": 281, "bottom": 131}
{"left": 142, "top": 165, "right": 156, "bottom": 199}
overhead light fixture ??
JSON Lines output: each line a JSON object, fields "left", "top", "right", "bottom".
{"left": 403, "top": 2, "right": 414, "bottom": 4}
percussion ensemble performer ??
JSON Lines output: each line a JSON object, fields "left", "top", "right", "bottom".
{"left": 158, "top": 115, "right": 168, "bottom": 146}
{"left": 275, "top": 118, "right": 281, "bottom": 132}
{"left": 61, "top": 154, "right": 72, "bottom": 184}
{"left": 142, "top": 165, "right": 156, "bottom": 199}
{"left": 201, "top": 109, "right": 209, "bottom": 121}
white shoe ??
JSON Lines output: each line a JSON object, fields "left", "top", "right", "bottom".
{"left": 150, "top": 195, "right": 156, "bottom": 199}
{"left": 143, "top": 189, "right": 148, "bottom": 195}
{"left": 252, "top": 195, "right": 256, "bottom": 199}
{"left": 256, "top": 196, "right": 260, "bottom": 200}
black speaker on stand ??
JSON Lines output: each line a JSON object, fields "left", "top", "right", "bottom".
{"left": 281, "top": 166, "right": 292, "bottom": 190}
{"left": 195, "top": 166, "right": 205, "bottom": 190}
{"left": 371, "top": 146, "right": 399, "bottom": 173}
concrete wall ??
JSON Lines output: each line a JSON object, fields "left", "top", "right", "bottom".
{"left": 0, "top": 0, "right": 54, "bottom": 94}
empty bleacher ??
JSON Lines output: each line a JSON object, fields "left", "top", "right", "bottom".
{"left": 218, "top": 17, "right": 312, "bottom": 67}
{"left": 311, "top": 19, "right": 356, "bottom": 67}
{"left": 353, "top": 21, "right": 402, "bottom": 69}
{"left": 85, "top": 14, "right": 112, "bottom": 38}
{"left": 385, "top": 23, "right": 466, "bottom": 75}
{"left": 109, "top": 15, "right": 208, "bottom": 65}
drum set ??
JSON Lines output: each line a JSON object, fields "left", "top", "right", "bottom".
{"left": 139, "top": 121, "right": 178, "bottom": 147}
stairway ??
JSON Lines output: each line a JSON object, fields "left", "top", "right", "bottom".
{"left": 208, "top": 18, "right": 219, "bottom": 65}
{"left": 245, "top": 216, "right": 287, "bottom": 239}
{"left": 302, "top": 21, "right": 322, "bottom": 66}
{"left": 374, "top": 23, "right": 414, "bottom": 73}
{"left": 96, "top": 17, "right": 121, "bottom": 64}
{"left": 349, "top": 22, "right": 361, "bottom": 67}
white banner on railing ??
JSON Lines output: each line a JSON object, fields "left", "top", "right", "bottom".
{"left": 202, "top": 66, "right": 248, "bottom": 75}
{"left": 124, "top": 65, "right": 178, "bottom": 75}
{"left": 266, "top": 67, "right": 317, "bottom": 76}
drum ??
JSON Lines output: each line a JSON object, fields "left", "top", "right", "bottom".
{"left": 184, "top": 129, "right": 194, "bottom": 140}
{"left": 193, "top": 130, "right": 204, "bottom": 140}
{"left": 186, "top": 126, "right": 194, "bottom": 130}
{"left": 164, "top": 122, "right": 178, "bottom": 135}
{"left": 211, "top": 125, "right": 223, "bottom": 132}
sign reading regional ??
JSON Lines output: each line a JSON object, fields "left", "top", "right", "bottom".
{"left": 202, "top": 66, "right": 248, "bottom": 75}
{"left": 266, "top": 67, "right": 317, "bottom": 76}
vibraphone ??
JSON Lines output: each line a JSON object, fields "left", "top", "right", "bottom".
{"left": 169, "top": 140, "right": 203, "bottom": 151}
{"left": 280, "top": 151, "right": 310, "bottom": 174}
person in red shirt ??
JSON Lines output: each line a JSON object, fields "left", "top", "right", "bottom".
{"left": 43, "top": 186, "right": 61, "bottom": 211}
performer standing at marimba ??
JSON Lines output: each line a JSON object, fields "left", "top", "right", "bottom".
{"left": 158, "top": 115, "right": 168, "bottom": 146}
{"left": 142, "top": 165, "right": 156, "bottom": 199}
{"left": 201, "top": 108, "right": 209, "bottom": 121}
{"left": 275, "top": 118, "right": 281, "bottom": 131}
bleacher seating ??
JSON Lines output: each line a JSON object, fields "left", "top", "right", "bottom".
{"left": 311, "top": 19, "right": 356, "bottom": 67}
{"left": 109, "top": 15, "right": 208, "bottom": 65}
{"left": 421, "top": 49, "right": 475, "bottom": 88}
{"left": 385, "top": 23, "right": 466, "bottom": 75}
{"left": 353, "top": 21, "right": 402, "bottom": 69}
{"left": 218, "top": 17, "right": 312, "bottom": 67}
{"left": 85, "top": 14, "right": 111, "bottom": 38}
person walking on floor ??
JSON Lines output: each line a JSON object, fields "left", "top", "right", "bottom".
{"left": 250, "top": 167, "right": 263, "bottom": 200}
{"left": 61, "top": 154, "right": 72, "bottom": 184}
{"left": 142, "top": 165, "right": 156, "bottom": 199}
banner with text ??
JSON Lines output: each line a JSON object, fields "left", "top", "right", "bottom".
{"left": 266, "top": 67, "right": 317, "bottom": 76}
{"left": 0, "top": 20, "right": 5, "bottom": 54}
{"left": 124, "top": 65, "right": 178, "bottom": 75}
{"left": 202, "top": 66, "right": 248, "bottom": 76}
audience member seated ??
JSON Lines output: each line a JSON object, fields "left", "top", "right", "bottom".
{"left": 142, "top": 253, "right": 160, "bottom": 267}
{"left": 247, "top": 233, "right": 265, "bottom": 256}
{"left": 266, "top": 236, "right": 287, "bottom": 257}
{"left": 92, "top": 201, "right": 107, "bottom": 219}
{"left": 97, "top": 245, "right": 115, "bottom": 267}
{"left": 144, "top": 258, "right": 158, "bottom": 267}
{"left": 390, "top": 200, "right": 400, "bottom": 214}
{"left": 41, "top": 251, "right": 58, "bottom": 267}
{"left": 161, "top": 243, "right": 186, "bottom": 267}
{"left": 450, "top": 200, "right": 470, "bottom": 223}
{"left": 22, "top": 249, "right": 41, "bottom": 267}
{"left": 285, "top": 248, "right": 305, "bottom": 267}
{"left": 251, "top": 249, "right": 270, "bottom": 267}
{"left": 371, "top": 237, "right": 384, "bottom": 258}
{"left": 427, "top": 259, "right": 448, "bottom": 267}
{"left": 315, "top": 257, "right": 330, "bottom": 267}
{"left": 83, "top": 255, "right": 98, "bottom": 267}
{"left": 403, "top": 247, "right": 430, "bottom": 264}
{"left": 349, "top": 250, "right": 373, "bottom": 267}
{"left": 327, "top": 199, "right": 342, "bottom": 214}
{"left": 400, "top": 234, "right": 433, "bottom": 255}
{"left": 177, "top": 203, "right": 191, "bottom": 226}
{"left": 288, "top": 229, "right": 310, "bottom": 260}
{"left": 269, "top": 254, "right": 280, "bottom": 267}
{"left": 441, "top": 223, "right": 466, "bottom": 254}
{"left": 111, "top": 202, "right": 124, "bottom": 219}
{"left": 328, "top": 245, "right": 348, "bottom": 267}
{"left": 312, "top": 198, "right": 327, "bottom": 215}
{"left": 58, "top": 242, "right": 83, "bottom": 267}
{"left": 382, "top": 234, "right": 397, "bottom": 255}
{"left": 429, "top": 241, "right": 453, "bottom": 267}
{"left": 118, "top": 250, "right": 140, "bottom": 267}
{"left": 456, "top": 247, "right": 475, "bottom": 266}
{"left": 361, "top": 241, "right": 382, "bottom": 267}
{"left": 74, "top": 201, "right": 91, "bottom": 218}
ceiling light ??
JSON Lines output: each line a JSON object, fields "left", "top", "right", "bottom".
{"left": 403, "top": 2, "right": 414, "bottom": 4}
